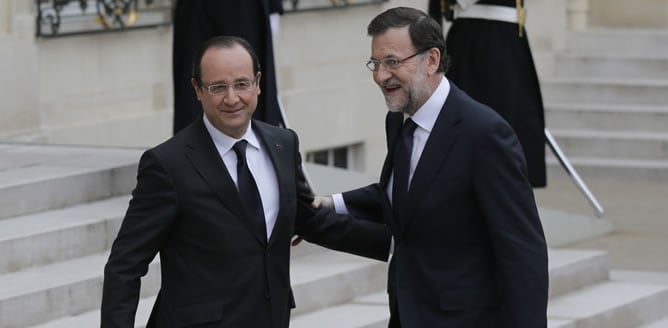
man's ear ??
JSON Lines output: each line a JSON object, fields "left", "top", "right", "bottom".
{"left": 427, "top": 48, "right": 441, "bottom": 75}
{"left": 255, "top": 72, "right": 262, "bottom": 95}
{"left": 191, "top": 78, "right": 203, "bottom": 100}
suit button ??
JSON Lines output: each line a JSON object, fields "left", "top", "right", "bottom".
{"left": 265, "top": 291, "right": 271, "bottom": 298}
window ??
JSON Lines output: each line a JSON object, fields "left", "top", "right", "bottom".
{"left": 306, "top": 143, "right": 362, "bottom": 171}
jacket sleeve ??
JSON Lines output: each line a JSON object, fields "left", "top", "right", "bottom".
{"left": 341, "top": 184, "right": 387, "bottom": 224}
{"left": 101, "top": 149, "right": 178, "bottom": 328}
{"left": 288, "top": 130, "right": 391, "bottom": 261}
{"left": 269, "top": 0, "right": 283, "bottom": 14}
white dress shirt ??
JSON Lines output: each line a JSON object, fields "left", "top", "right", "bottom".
{"left": 204, "top": 116, "right": 280, "bottom": 239}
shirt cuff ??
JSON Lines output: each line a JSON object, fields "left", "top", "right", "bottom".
{"left": 332, "top": 193, "right": 349, "bottom": 215}
{"left": 390, "top": 238, "right": 395, "bottom": 257}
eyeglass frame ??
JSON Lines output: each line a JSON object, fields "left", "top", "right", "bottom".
{"left": 199, "top": 73, "right": 260, "bottom": 96}
{"left": 366, "top": 48, "right": 431, "bottom": 72}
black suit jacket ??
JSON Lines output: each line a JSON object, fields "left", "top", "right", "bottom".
{"left": 101, "top": 118, "right": 390, "bottom": 328}
{"left": 343, "top": 83, "right": 548, "bottom": 327}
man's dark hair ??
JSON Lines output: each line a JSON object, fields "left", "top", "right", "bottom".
{"left": 367, "top": 7, "right": 449, "bottom": 73}
{"left": 192, "top": 35, "right": 261, "bottom": 87}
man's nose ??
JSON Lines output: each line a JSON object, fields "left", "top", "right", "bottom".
{"left": 373, "top": 67, "right": 392, "bottom": 85}
{"left": 222, "top": 92, "right": 240, "bottom": 106}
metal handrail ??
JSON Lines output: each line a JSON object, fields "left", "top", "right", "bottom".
{"left": 545, "top": 128, "right": 605, "bottom": 218}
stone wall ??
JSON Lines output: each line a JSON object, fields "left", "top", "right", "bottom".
{"left": 0, "top": 0, "right": 172, "bottom": 146}
{"left": 589, "top": 0, "right": 668, "bottom": 28}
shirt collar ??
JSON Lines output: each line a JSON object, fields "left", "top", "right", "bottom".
{"left": 203, "top": 115, "right": 261, "bottom": 154}
{"left": 405, "top": 76, "right": 450, "bottom": 133}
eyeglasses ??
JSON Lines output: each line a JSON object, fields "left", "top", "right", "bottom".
{"left": 202, "top": 77, "right": 257, "bottom": 96}
{"left": 366, "top": 49, "right": 429, "bottom": 72}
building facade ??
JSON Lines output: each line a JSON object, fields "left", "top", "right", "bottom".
{"left": 0, "top": 0, "right": 665, "bottom": 176}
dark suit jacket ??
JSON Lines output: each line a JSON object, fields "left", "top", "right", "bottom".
{"left": 342, "top": 83, "right": 548, "bottom": 327}
{"left": 172, "top": 0, "right": 284, "bottom": 134}
{"left": 101, "top": 118, "right": 390, "bottom": 328}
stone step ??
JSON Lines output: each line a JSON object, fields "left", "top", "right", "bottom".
{"left": 548, "top": 249, "right": 609, "bottom": 298}
{"left": 548, "top": 281, "right": 668, "bottom": 327}
{"left": 290, "top": 292, "right": 389, "bottom": 328}
{"left": 565, "top": 29, "right": 668, "bottom": 56}
{"left": 0, "top": 196, "right": 127, "bottom": 275}
{"left": 611, "top": 270, "right": 668, "bottom": 285}
{"left": 545, "top": 103, "right": 668, "bottom": 133}
{"left": 30, "top": 295, "right": 156, "bottom": 328}
{"left": 609, "top": 271, "right": 668, "bottom": 327}
{"left": 0, "top": 143, "right": 141, "bottom": 220}
{"left": 0, "top": 253, "right": 160, "bottom": 328}
{"left": 554, "top": 53, "right": 668, "bottom": 80}
{"left": 290, "top": 291, "right": 580, "bottom": 328}
{"left": 293, "top": 281, "right": 668, "bottom": 328}
{"left": 542, "top": 78, "right": 668, "bottom": 106}
{"left": 289, "top": 250, "right": 388, "bottom": 316}
{"left": 549, "top": 319, "right": 576, "bottom": 328}
{"left": 39, "top": 293, "right": 387, "bottom": 328}
{"left": 538, "top": 208, "right": 613, "bottom": 248}
{"left": 546, "top": 156, "right": 668, "bottom": 181}
{"left": 3, "top": 249, "right": 385, "bottom": 328}
{"left": 549, "top": 129, "right": 668, "bottom": 161}
{"left": 0, "top": 195, "right": 323, "bottom": 276}
{"left": 642, "top": 316, "right": 668, "bottom": 328}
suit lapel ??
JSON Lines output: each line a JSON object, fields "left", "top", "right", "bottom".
{"left": 252, "top": 121, "right": 290, "bottom": 247}
{"left": 184, "top": 119, "right": 266, "bottom": 245}
{"left": 381, "top": 112, "right": 404, "bottom": 235}
{"left": 380, "top": 112, "right": 404, "bottom": 188}
{"left": 397, "top": 85, "right": 464, "bottom": 238}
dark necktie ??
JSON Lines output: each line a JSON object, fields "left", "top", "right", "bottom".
{"left": 233, "top": 140, "right": 266, "bottom": 240}
{"left": 392, "top": 118, "right": 418, "bottom": 219}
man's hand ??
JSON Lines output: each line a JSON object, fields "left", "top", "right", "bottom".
{"left": 312, "top": 195, "right": 334, "bottom": 209}
{"left": 291, "top": 235, "right": 304, "bottom": 246}
{"left": 292, "top": 195, "right": 336, "bottom": 247}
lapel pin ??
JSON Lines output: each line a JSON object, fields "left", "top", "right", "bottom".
{"left": 275, "top": 144, "right": 283, "bottom": 150}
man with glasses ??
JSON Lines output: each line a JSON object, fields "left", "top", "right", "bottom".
{"left": 172, "top": 0, "right": 285, "bottom": 135}
{"left": 101, "top": 36, "right": 390, "bottom": 328}
{"left": 317, "top": 7, "right": 548, "bottom": 327}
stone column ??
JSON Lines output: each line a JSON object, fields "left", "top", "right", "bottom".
{"left": 0, "top": 0, "right": 40, "bottom": 141}
{"left": 568, "top": 0, "right": 589, "bottom": 31}
{"left": 0, "top": 0, "right": 9, "bottom": 36}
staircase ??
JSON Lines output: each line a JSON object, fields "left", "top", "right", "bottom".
{"left": 1, "top": 142, "right": 668, "bottom": 327}
{"left": 542, "top": 28, "right": 668, "bottom": 181}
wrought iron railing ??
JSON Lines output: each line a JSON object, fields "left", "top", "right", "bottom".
{"left": 36, "top": 0, "right": 172, "bottom": 37}
{"left": 35, "top": 0, "right": 387, "bottom": 37}
{"left": 284, "top": 0, "right": 388, "bottom": 13}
